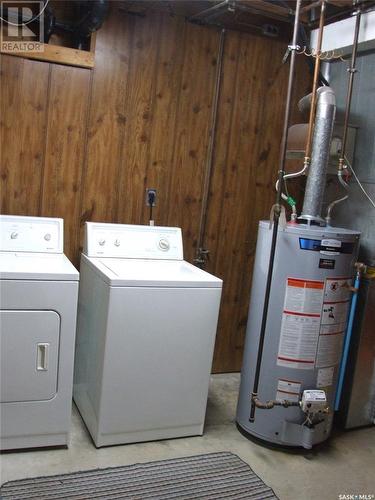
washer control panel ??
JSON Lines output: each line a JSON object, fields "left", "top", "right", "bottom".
{"left": 85, "top": 222, "right": 183, "bottom": 260}
{"left": 0, "top": 215, "right": 63, "bottom": 253}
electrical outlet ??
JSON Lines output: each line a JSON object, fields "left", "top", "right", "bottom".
{"left": 146, "top": 189, "right": 157, "bottom": 207}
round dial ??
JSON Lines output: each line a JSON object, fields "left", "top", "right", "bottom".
{"left": 99, "top": 239, "right": 106, "bottom": 246}
{"left": 158, "top": 238, "right": 170, "bottom": 251}
{"left": 44, "top": 233, "right": 51, "bottom": 241}
{"left": 10, "top": 232, "right": 18, "bottom": 239}
{"left": 114, "top": 239, "right": 121, "bottom": 247}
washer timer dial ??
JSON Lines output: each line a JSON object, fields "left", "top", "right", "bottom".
{"left": 158, "top": 238, "right": 170, "bottom": 251}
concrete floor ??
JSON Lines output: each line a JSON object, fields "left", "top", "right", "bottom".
{"left": 1, "top": 373, "right": 374, "bottom": 499}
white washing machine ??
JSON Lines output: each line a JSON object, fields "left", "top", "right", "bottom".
{"left": 0, "top": 215, "right": 79, "bottom": 450}
{"left": 74, "top": 222, "right": 222, "bottom": 447}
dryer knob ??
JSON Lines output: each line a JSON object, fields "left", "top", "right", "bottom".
{"left": 44, "top": 233, "right": 51, "bottom": 241}
{"left": 10, "top": 232, "right": 18, "bottom": 239}
{"left": 114, "top": 239, "right": 121, "bottom": 247}
{"left": 99, "top": 239, "right": 106, "bottom": 246}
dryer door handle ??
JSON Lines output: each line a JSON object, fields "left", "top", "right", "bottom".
{"left": 36, "top": 343, "right": 49, "bottom": 371}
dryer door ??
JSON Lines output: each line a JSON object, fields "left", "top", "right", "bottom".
{"left": 0, "top": 310, "right": 60, "bottom": 402}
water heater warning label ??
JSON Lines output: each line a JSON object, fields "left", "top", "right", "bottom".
{"left": 277, "top": 278, "right": 324, "bottom": 370}
{"left": 283, "top": 278, "right": 325, "bottom": 314}
{"left": 276, "top": 379, "right": 301, "bottom": 402}
{"left": 324, "top": 277, "right": 351, "bottom": 302}
{"left": 315, "top": 277, "right": 351, "bottom": 368}
{"left": 277, "top": 277, "right": 351, "bottom": 370}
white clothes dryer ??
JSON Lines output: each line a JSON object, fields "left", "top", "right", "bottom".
{"left": 0, "top": 215, "right": 79, "bottom": 450}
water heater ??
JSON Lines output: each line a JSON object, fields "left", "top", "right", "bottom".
{"left": 236, "top": 1, "right": 365, "bottom": 450}
{"left": 236, "top": 222, "right": 360, "bottom": 448}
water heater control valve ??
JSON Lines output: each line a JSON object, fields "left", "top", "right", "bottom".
{"left": 300, "top": 390, "right": 329, "bottom": 416}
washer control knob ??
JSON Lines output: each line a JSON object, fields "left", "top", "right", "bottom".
{"left": 99, "top": 239, "right": 106, "bottom": 246}
{"left": 10, "top": 232, "right": 18, "bottom": 239}
{"left": 158, "top": 238, "right": 170, "bottom": 251}
{"left": 44, "top": 233, "right": 51, "bottom": 241}
{"left": 114, "top": 239, "right": 121, "bottom": 247}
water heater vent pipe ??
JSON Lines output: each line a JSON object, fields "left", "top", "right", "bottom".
{"left": 300, "top": 86, "right": 336, "bottom": 225}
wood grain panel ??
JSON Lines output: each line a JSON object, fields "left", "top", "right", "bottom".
{"left": 141, "top": 14, "right": 187, "bottom": 226}
{"left": 167, "top": 23, "right": 219, "bottom": 262}
{"left": 203, "top": 30, "right": 241, "bottom": 274}
{"left": 0, "top": 55, "right": 49, "bottom": 215}
{"left": 207, "top": 35, "right": 311, "bottom": 372}
{"left": 208, "top": 33, "right": 271, "bottom": 372}
{"left": 79, "top": 5, "right": 132, "bottom": 228}
{"left": 40, "top": 65, "right": 91, "bottom": 264}
{"left": 229, "top": 38, "right": 293, "bottom": 372}
{"left": 117, "top": 13, "right": 162, "bottom": 224}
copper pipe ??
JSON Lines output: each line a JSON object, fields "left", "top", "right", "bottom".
{"left": 253, "top": 396, "right": 299, "bottom": 410}
{"left": 339, "top": 4, "right": 361, "bottom": 171}
{"left": 304, "top": 0, "right": 326, "bottom": 167}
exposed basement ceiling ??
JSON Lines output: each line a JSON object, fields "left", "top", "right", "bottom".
{"left": 119, "top": 1, "right": 374, "bottom": 40}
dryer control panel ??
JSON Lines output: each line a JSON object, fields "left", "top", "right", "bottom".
{"left": 85, "top": 222, "right": 183, "bottom": 260}
{"left": 0, "top": 215, "right": 63, "bottom": 253}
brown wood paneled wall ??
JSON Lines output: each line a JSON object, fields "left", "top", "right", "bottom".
{"left": 204, "top": 32, "right": 310, "bottom": 372}
{"left": 0, "top": 4, "right": 310, "bottom": 372}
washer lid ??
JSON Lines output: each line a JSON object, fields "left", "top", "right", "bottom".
{"left": 0, "top": 252, "right": 79, "bottom": 281}
{"left": 84, "top": 255, "right": 222, "bottom": 288}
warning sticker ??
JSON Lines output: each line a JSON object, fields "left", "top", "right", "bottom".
{"left": 316, "top": 333, "right": 344, "bottom": 368}
{"left": 314, "top": 276, "right": 350, "bottom": 368}
{"left": 276, "top": 379, "right": 301, "bottom": 402}
{"left": 320, "top": 323, "right": 346, "bottom": 335}
{"left": 324, "top": 277, "right": 351, "bottom": 303}
{"left": 277, "top": 278, "right": 324, "bottom": 370}
{"left": 317, "top": 367, "right": 335, "bottom": 388}
{"left": 284, "top": 278, "right": 325, "bottom": 315}
{"left": 277, "top": 313, "right": 321, "bottom": 369}
{"left": 321, "top": 301, "right": 350, "bottom": 326}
